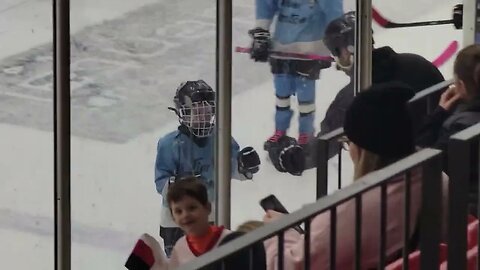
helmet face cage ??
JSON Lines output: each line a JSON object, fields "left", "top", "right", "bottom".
{"left": 178, "top": 99, "right": 216, "bottom": 138}
{"left": 173, "top": 80, "right": 216, "bottom": 137}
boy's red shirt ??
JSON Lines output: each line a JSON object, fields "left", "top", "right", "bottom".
{"left": 186, "top": 225, "right": 225, "bottom": 256}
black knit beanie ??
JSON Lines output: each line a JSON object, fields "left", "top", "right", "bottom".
{"left": 344, "top": 82, "right": 416, "bottom": 159}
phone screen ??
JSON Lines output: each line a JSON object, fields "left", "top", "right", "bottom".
{"left": 260, "top": 195, "right": 289, "bottom": 213}
{"left": 260, "top": 194, "right": 305, "bottom": 234}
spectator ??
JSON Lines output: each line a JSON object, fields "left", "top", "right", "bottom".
{"left": 200, "top": 221, "right": 267, "bottom": 270}
{"left": 417, "top": 44, "right": 480, "bottom": 153}
{"left": 237, "top": 220, "right": 264, "bottom": 233}
{"left": 262, "top": 83, "right": 448, "bottom": 269}
{"left": 155, "top": 177, "right": 233, "bottom": 269}
{"left": 203, "top": 232, "right": 267, "bottom": 270}
{"left": 416, "top": 44, "right": 480, "bottom": 215}
{"left": 125, "top": 196, "right": 267, "bottom": 270}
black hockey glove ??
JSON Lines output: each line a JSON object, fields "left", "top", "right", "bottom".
{"left": 453, "top": 4, "right": 463, "bottom": 29}
{"left": 248, "top": 27, "right": 271, "bottom": 62}
{"left": 238, "top": 146, "right": 261, "bottom": 179}
{"left": 279, "top": 144, "right": 306, "bottom": 176}
{"left": 267, "top": 136, "right": 306, "bottom": 176}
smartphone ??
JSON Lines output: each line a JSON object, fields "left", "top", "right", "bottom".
{"left": 260, "top": 194, "right": 305, "bottom": 234}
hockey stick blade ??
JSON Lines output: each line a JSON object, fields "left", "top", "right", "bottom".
{"left": 431, "top": 40, "right": 459, "bottom": 68}
{"left": 372, "top": 7, "right": 453, "bottom": 28}
{"left": 235, "top": 46, "right": 333, "bottom": 61}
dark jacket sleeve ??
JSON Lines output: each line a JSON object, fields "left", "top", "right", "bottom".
{"left": 415, "top": 106, "right": 452, "bottom": 149}
{"left": 434, "top": 121, "right": 468, "bottom": 152}
{"left": 416, "top": 108, "right": 473, "bottom": 173}
{"left": 436, "top": 121, "right": 473, "bottom": 173}
{"left": 317, "top": 81, "right": 354, "bottom": 161}
{"left": 320, "top": 81, "right": 354, "bottom": 136}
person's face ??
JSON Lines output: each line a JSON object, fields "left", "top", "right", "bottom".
{"left": 348, "top": 141, "right": 361, "bottom": 165}
{"left": 453, "top": 74, "right": 468, "bottom": 100}
{"left": 170, "top": 196, "right": 211, "bottom": 236}
{"left": 340, "top": 136, "right": 360, "bottom": 164}
{"left": 180, "top": 101, "right": 216, "bottom": 137}
{"left": 185, "top": 101, "right": 215, "bottom": 128}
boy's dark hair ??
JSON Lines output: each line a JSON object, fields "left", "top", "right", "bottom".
{"left": 167, "top": 176, "right": 209, "bottom": 206}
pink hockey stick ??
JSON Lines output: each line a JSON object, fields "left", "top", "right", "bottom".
{"left": 237, "top": 40, "right": 457, "bottom": 68}
{"left": 431, "top": 40, "right": 459, "bottom": 68}
{"left": 235, "top": 46, "right": 334, "bottom": 61}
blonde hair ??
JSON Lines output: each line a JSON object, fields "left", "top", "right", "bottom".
{"left": 237, "top": 220, "right": 264, "bottom": 233}
{"left": 353, "top": 148, "right": 397, "bottom": 180}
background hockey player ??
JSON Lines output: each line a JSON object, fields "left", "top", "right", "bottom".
{"left": 249, "top": 0, "right": 343, "bottom": 153}
{"left": 154, "top": 80, "right": 260, "bottom": 256}
{"left": 270, "top": 11, "right": 447, "bottom": 175}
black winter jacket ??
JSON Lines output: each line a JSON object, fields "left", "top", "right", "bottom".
{"left": 317, "top": 46, "right": 445, "bottom": 161}
{"left": 416, "top": 100, "right": 480, "bottom": 215}
{"left": 320, "top": 46, "right": 445, "bottom": 138}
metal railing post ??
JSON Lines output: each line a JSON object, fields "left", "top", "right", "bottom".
{"left": 317, "top": 138, "right": 329, "bottom": 199}
{"left": 53, "top": 0, "right": 71, "bottom": 269}
{"left": 447, "top": 138, "right": 470, "bottom": 270}
{"left": 354, "top": 0, "right": 372, "bottom": 94}
{"left": 420, "top": 155, "right": 442, "bottom": 270}
{"left": 215, "top": 0, "right": 232, "bottom": 228}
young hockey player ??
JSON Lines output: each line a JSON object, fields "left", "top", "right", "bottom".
{"left": 249, "top": 0, "right": 343, "bottom": 150}
{"left": 154, "top": 80, "right": 260, "bottom": 256}
{"left": 268, "top": 11, "right": 446, "bottom": 176}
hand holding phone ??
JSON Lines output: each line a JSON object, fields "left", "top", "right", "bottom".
{"left": 260, "top": 194, "right": 305, "bottom": 234}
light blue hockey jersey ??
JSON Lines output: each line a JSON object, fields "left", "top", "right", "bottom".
{"left": 154, "top": 129, "right": 242, "bottom": 209}
{"left": 255, "top": 0, "right": 343, "bottom": 56}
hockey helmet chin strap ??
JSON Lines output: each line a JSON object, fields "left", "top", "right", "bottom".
{"left": 333, "top": 45, "right": 354, "bottom": 72}
{"left": 168, "top": 106, "right": 181, "bottom": 117}
{"left": 334, "top": 54, "right": 353, "bottom": 72}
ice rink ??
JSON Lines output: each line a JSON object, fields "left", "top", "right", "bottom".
{"left": 0, "top": 0, "right": 461, "bottom": 269}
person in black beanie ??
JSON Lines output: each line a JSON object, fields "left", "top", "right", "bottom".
{"left": 260, "top": 82, "right": 449, "bottom": 269}
{"left": 343, "top": 82, "right": 416, "bottom": 179}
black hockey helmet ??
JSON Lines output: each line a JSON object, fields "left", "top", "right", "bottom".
{"left": 324, "top": 11, "right": 356, "bottom": 57}
{"left": 172, "top": 80, "right": 216, "bottom": 137}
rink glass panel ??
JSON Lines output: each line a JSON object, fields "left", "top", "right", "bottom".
{"left": 70, "top": 0, "right": 217, "bottom": 269}
{"left": 0, "top": 1, "right": 54, "bottom": 269}
{"left": 229, "top": 0, "right": 357, "bottom": 230}
{"left": 230, "top": 0, "right": 461, "bottom": 226}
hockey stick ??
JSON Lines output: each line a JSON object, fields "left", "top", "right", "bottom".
{"left": 431, "top": 40, "right": 458, "bottom": 67}
{"left": 372, "top": 7, "right": 453, "bottom": 28}
{"left": 235, "top": 46, "right": 334, "bottom": 61}
{"left": 236, "top": 40, "right": 457, "bottom": 67}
